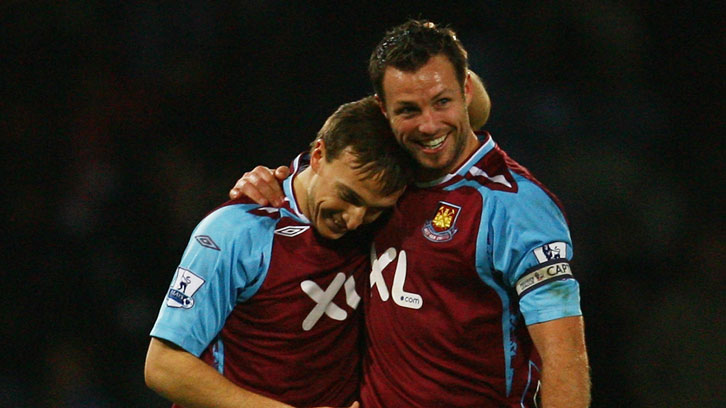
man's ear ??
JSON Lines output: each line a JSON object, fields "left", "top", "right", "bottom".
{"left": 310, "top": 139, "right": 326, "bottom": 172}
{"left": 374, "top": 94, "right": 388, "bottom": 119}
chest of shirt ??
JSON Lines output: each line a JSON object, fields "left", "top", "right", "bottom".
{"left": 373, "top": 187, "right": 486, "bottom": 289}
{"left": 230, "top": 218, "right": 369, "bottom": 334}
{"left": 366, "top": 187, "right": 506, "bottom": 352}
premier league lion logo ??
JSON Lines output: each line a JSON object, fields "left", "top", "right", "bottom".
{"left": 167, "top": 267, "right": 206, "bottom": 309}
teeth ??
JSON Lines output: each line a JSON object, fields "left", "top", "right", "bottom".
{"left": 421, "top": 135, "right": 446, "bottom": 149}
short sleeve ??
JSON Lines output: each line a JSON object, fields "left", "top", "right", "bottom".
{"left": 487, "top": 180, "right": 582, "bottom": 325}
{"left": 149, "top": 204, "right": 273, "bottom": 356}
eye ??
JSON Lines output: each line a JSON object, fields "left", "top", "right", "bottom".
{"left": 435, "top": 98, "right": 452, "bottom": 108}
{"left": 339, "top": 190, "right": 363, "bottom": 206}
{"left": 395, "top": 106, "right": 419, "bottom": 117}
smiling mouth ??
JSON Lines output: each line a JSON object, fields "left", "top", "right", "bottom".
{"left": 417, "top": 134, "right": 447, "bottom": 150}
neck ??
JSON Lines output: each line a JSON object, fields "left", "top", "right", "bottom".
{"left": 293, "top": 167, "right": 312, "bottom": 219}
{"left": 416, "top": 168, "right": 447, "bottom": 183}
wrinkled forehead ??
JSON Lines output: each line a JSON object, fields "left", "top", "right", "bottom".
{"left": 382, "top": 55, "right": 461, "bottom": 98}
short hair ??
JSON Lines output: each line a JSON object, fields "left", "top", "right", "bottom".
{"left": 311, "top": 96, "right": 415, "bottom": 196}
{"left": 369, "top": 19, "right": 469, "bottom": 102}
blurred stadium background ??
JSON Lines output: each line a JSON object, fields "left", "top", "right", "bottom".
{"left": 3, "top": 2, "right": 723, "bottom": 407}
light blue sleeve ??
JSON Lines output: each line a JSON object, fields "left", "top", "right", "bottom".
{"left": 150, "top": 204, "right": 275, "bottom": 356}
{"left": 486, "top": 176, "right": 582, "bottom": 325}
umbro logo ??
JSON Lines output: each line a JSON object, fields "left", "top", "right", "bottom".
{"left": 274, "top": 226, "right": 310, "bottom": 237}
{"left": 195, "top": 235, "right": 220, "bottom": 250}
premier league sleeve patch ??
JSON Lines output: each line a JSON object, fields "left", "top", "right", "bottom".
{"left": 532, "top": 241, "right": 567, "bottom": 263}
{"left": 167, "top": 267, "right": 206, "bottom": 309}
{"left": 516, "top": 242, "right": 573, "bottom": 297}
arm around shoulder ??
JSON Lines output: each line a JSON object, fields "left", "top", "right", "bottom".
{"left": 229, "top": 165, "right": 289, "bottom": 206}
{"left": 527, "top": 316, "right": 591, "bottom": 408}
{"left": 145, "top": 337, "right": 293, "bottom": 408}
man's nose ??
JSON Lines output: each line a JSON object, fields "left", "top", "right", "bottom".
{"left": 417, "top": 109, "right": 439, "bottom": 135}
{"left": 343, "top": 207, "right": 366, "bottom": 231}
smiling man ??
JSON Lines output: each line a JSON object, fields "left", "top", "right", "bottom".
{"left": 360, "top": 20, "right": 591, "bottom": 408}
{"left": 145, "top": 96, "right": 412, "bottom": 408}
{"left": 376, "top": 54, "right": 479, "bottom": 181}
{"left": 231, "top": 20, "right": 590, "bottom": 408}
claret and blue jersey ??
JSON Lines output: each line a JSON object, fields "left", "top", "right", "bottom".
{"left": 150, "top": 154, "right": 369, "bottom": 407}
{"left": 361, "top": 134, "right": 582, "bottom": 408}
{"left": 150, "top": 136, "right": 582, "bottom": 407}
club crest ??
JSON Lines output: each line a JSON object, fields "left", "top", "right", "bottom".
{"left": 422, "top": 201, "right": 461, "bottom": 242}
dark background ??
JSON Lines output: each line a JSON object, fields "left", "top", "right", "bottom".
{"left": 3, "top": 1, "right": 723, "bottom": 407}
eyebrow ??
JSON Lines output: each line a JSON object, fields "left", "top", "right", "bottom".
{"left": 392, "top": 102, "right": 419, "bottom": 115}
{"left": 336, "top": 183, "right": 364, "bottom": 205}
{"left": 391, "top": 90, "right": 451, "bottom": 110}
{"left": 335, "top": 183, "right": 390, "bottom": 210}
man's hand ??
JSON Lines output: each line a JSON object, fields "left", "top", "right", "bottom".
{"left": 467, "top": 70, "right": 491, "bottom": 130}
{"left": 229, "top": 165, "right": 290, "bottom": 207}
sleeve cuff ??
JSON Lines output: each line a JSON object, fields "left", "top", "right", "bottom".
{"left": 520, "top": 278, "right": 582, "bottom": 325}
{"left": 150, "top": 323, "right": 209, "bottom": 357}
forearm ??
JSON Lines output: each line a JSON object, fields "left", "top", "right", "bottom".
{"left": 529, "top": 316, "right": 591, "bottom": 408}
{"left": 145, "top": 337, "right": 293, "bottom": 408}
{"left": 539, "top": 345, "right": 590, "bottom": 407}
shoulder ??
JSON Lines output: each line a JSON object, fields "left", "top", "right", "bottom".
{"left": 182, "top": 201, "right": 286, "bottom": 289}
{"left": 460, "top": 145, "right": 566, "bottom": 221}
{"left": 194, "top": 200, "right": 282, "bottom": 245}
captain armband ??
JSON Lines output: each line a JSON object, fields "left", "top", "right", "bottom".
{"left": 515, "top": 259, "right": 574, "bottom": 298}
